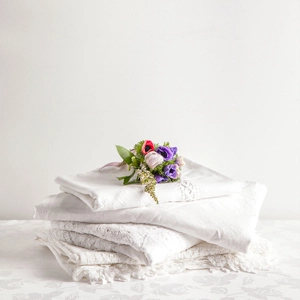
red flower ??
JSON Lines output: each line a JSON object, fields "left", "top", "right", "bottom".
{"left": 141, "top": 140, "right": 155, "bottom": 155}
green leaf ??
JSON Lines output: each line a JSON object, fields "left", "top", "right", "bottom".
{"left": 117, "top": 170, "right": 136, "bottom": 185}
{"left": 116, "top": 145, "right": 134, "bottom": 165}
{"left": 125, "top": 179, "right": 139, "bottom": 185}
{"left": 123, "top": 176, "right": 131, "bottom": 185}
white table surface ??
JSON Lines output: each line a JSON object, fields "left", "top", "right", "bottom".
{"left": 0, "top": 220, "right": 299, "bottom": 300}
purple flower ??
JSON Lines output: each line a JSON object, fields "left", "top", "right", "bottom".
{"left": 156, "top": 146, "right": 174, "bottom": 161}
{"left": 170, "top": 147, "right": 178, "bottom": 156}
{"left": 154, "top": 174, "right": 168, "bottom": 183}
{"left": 164, "top": 164, "right": 179, "bottom": 179}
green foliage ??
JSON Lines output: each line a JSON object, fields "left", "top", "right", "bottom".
{"left": 117, "top": 170, "right": 136, "bottom": 185}
{"left": 134, "top": 140, "right": 144, "bottom": 155}
{"left": 115, "top": 145, "right": 133, "bottom": 165}
{"left": 136, "top": 164, "right": 158, "bottom": 204}
{"left": 152, "top": 163, "right": 164, "bottom": 175}
{"left": 130, "top": 156, "right": 140, "bottom": 168}
{"left": 136, "top": 153, "right": 145, "bottom": 164}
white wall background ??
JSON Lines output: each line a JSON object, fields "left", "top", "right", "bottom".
{"left": 0, "top": 0, "right": 299, "bottom": 220}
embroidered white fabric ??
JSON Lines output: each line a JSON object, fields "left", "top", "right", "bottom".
{"left": 36, "top": 235, "right": 274, "bottom": 285}
{"left": 48, "top": 222, "right": 200, "bottom": 265}
{"left": 34, "top": 180, "right": 267, "bottom": 253}
{"left": 34, "top": 159, "right": 270, "bottom": 285}
{"left": 55, "top": 157, "right": 243, "bottom": 211}
{"left": 3, "top": 220, "right": 298, "bottom": 299}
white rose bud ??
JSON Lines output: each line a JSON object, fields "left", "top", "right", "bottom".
{"left": 145, "top": 151, "right": 164, "bottom": 169}
{"left": 175, "top": 156, "right": 185, "bottom": 167}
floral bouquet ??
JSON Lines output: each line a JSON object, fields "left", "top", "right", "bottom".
{"left": 115, "top": 140, "right": 185, "bottom": 204}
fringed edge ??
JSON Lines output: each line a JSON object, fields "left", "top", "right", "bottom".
{"left": 71, "top": 237, "right": 275, "bottom": 285}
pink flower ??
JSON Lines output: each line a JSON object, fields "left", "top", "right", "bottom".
{"left": 145, "top": 152, "right": 164, "bottom": 169}
{"left": 175, "top": 156, "right": 185, "bottom": 167}
{"left": 175, "top": 164, "right": 181, "bottom": 178}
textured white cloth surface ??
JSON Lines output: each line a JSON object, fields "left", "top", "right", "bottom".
{"left": 34, "top": 159, "right": 269, "bottom": 284}
{"left": 36, "top": 235, "right": 235, "bottom": 267}
{"left": 1, "top": 220, "right": 298, "bottom": 300}
{"left": 47, "top": 222, "right": 201, "bottom": 265}
{"left": 36, "top": 234, "right": 273, "bottom": 285}
{"left": 55, "top": 158, "right": 243, "bottom": 211}
{"left": 34, "top": 180, "right": 266, "bottom": 253}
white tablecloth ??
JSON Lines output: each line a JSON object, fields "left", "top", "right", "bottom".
{"left": 0, "top": 220, "right": 299, "bottom": 300}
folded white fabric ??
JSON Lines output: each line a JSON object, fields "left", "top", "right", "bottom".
{"left": 34, "top": 180, "right": 267, "bottom": 253}
{"left": 35, "top": 158, "right": 270, "bottom": 284}
{"left": 55, "top": 158, "right": 243, "bottom": 211}
{"left": 36, "top": 235, "right": 273, "bottom": 285}
{"left": 48, "top": 222, "right": 200, "bottom": 265}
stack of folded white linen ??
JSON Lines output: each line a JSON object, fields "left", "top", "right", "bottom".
{"left": 34, "top": 158, "right": 273, "bottom": 284}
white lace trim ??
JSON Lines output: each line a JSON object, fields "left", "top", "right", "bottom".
{"left": 50, "top": 221, "right": 201, "bottom": 265}
{"left": 38, "top": 235, "right": 274, "bottom": 285}
{"left": 179, "top": 180, "right": 200, "bottom": 200}
{"left": 73, "top": 237, "right": 274, "bottom": 285}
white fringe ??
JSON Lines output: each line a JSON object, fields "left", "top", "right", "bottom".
{"left": 69, "top": 237, "right": 275, "bottom": 285}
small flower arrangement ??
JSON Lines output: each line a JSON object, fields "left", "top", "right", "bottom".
{"left": 116, "top": 140, "right": 185, "bottom": 204}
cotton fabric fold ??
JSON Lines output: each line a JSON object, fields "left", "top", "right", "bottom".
{"left": 54, "top": 158, "right": 243, "bottom": 211}
{"left": 36, "top": 234, "right": 273, "bottom": 284}
{"left": 48, "top": 222, "right": 201, "bottom": 265}
{"left": 34, "top": 157, "right": 271, "bottom": 284}
{"left": 35, "top": 180, "right": 266, "bottom": 253}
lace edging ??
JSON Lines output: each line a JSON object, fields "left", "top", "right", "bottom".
{"left": 72, "top": 237, "right": 275, "bottom": 285}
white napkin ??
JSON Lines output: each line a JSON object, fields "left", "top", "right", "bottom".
{"left": 55, "top": 157, "right": 243, "bottom": 211}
